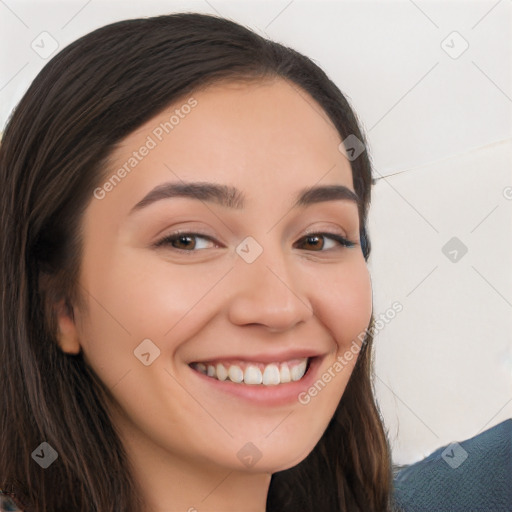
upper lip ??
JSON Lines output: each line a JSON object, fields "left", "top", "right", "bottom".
{"left": 190, "top": 349, "right": 325, "bottom": 365}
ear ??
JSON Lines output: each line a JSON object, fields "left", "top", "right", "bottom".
{"left": 54, "top": 299, "right": 81, "bottom": 355}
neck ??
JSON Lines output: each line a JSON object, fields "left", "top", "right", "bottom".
{"left": 139, "top": 461, "right": 271, "bottom": 512}
{"left": 117, "top": 414, "right": 272, "bottom": 512}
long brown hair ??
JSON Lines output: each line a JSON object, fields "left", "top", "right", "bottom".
{"left": 0, "top": 13, "right": 392, "bottom": 511}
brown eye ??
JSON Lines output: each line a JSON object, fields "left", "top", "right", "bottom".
{"left": 155, "top": 232, "right": 218, "bottom": 251}
{"left": 302, "top": 235, "right": 324, "bottom": 250}
{"left": 295, "top": 233, "right": 355, "bottom": 251}
{"left": 171, "top": 234, "right": 196, "bottom": 250}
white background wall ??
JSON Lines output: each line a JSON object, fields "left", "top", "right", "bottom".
{"left": 1, "top": 0, "right": 511, "bottom": 465}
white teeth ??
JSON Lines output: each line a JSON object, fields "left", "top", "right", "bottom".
{"left": 216, "top": 363, "right": 228, "bottom": 381}
{"left": 228, "top": 365, "right": 244, "bottom": 383}
{"left": 280, "top": 363, "right": 291, "bottom": 383}
{"left": 262, "top": 364, "right": 280, "bottom": 385}
{"left": 290, "top": 359, "right": 307, "bottom": 381}
{"left": 191, "top": 358, "right": 310, "bottom": 385}
{"left": 244, "top": 365, "right": 263, "bottom": 385}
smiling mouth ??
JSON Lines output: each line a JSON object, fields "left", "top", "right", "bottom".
{"left": 189, "top": 357, "right": 312, "bottom": 385}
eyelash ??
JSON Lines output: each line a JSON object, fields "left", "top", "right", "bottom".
{"left": 154, "top": 230, "right": 356, "bottom": 253}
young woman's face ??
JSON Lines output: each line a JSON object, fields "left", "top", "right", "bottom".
{"left": 67, "top": 78, "right": 372, "bottom": 475}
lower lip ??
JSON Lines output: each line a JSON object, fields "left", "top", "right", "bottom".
{"left": 188, "top": 356, "right": 324, "bottom": 406}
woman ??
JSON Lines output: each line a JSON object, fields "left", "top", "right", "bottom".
{"left": 0, "top": 13, "right": 393, "bottom": 511}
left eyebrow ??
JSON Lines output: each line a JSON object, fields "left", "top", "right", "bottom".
{"left": 128, "top": 181, "right": 360, "bottom": 216}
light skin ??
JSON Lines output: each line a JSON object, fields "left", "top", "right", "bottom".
{"left": 56, "top": 77, "right": 372, "bottom": 511}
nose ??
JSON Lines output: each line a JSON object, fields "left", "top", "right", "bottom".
{"left": 227, "top": 241, "right": 314, "bottom": 332}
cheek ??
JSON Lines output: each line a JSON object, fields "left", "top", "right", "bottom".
{"left": 76, "top": 250, "right": 230, "bottom": 380}
{"left": 109, "top": 257, "right": 238, "bottom": 350}
{"left": 309, "top": 256, "right": 372, "bottom": 351}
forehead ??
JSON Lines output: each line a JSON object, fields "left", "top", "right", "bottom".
{"left": 96, "top": 77, "right": 354, "bottom": 217}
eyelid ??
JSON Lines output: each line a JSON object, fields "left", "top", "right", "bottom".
{"left": 301, "top": 224, "right": 357, "bottom": 242}
{"left": 297, "top": 231, "right": 356, "bottom": 249}
{"left": 301, "top": 225, "right": 348, "bottom": 238}
{"left": 153, "top": 229, "right": 220, "bottom": 249}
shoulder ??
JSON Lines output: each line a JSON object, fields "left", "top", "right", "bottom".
{"left": 393, "top": 419, "right": 512, "bottom": 512}
{"left": 1, "top": 492, "right": 24, "bottom": 512}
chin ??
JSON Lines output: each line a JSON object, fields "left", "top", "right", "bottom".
{"left": 236, "top": 440, "right": 319, "bottom": 474}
